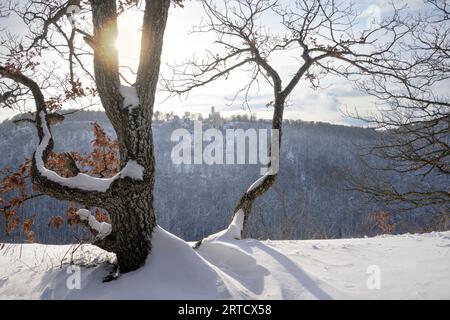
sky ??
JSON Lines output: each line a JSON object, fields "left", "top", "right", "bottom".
{"left": 0, "top": 0, "right": 428, "bottom": 125}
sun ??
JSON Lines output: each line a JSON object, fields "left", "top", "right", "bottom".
{"left": 115, "top": 11, "right": 142, "bottom": 74}
{"left": 112, "top": 3, "right": 206, "bottom": 83}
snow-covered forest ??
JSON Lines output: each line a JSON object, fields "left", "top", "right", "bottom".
{"left": 0, "top": 111, "right": 446, "bottom": 244}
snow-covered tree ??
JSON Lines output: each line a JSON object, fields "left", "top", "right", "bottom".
{"left": 0, "top": 0, "right": 181, "bottom": 273}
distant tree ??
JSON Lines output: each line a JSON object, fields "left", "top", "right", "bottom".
{"left": 153, "top": 110, "right": 163, "bottom": 122}
{"left": 0, "top": 0, "right": 182, "bottom": 274}
{"left": 182, "top": 111, "right": 191, "bottom": 121}
{"left": 164, "top": 0, "right": 412, "bottom": 239}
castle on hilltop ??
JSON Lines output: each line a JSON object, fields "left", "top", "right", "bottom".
{"left": 208, "top": 106, "right": 224, "bottom": 127}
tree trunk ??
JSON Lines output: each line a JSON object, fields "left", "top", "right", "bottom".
{"left": 104, "top": 105, "right": 159, "bottom": 272}
{"left": 88, "top": 0, "right": 169, "bottom": 272}
{"left": 232, "top": 97, "right": 285, "bottom": 238}
{"left": 106, "top": 182, "right": 156, "bottom": 272}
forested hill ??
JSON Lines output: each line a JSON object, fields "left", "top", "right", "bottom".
{"left": 0, "top": 111, "right": 444, "bottom": 243}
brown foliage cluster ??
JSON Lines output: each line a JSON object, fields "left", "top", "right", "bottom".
{"left": 0, "top": 122, "right": 117, "bottom": 242}
{"left": 81, "top": 123, "right": 120, "bottom": 178}
{"left": 368, "top": 211, "right": 396, "bottom": 234}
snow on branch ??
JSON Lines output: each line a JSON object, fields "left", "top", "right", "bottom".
{"left": 201, "top": 209, "right": 245, "bottom": 244}
{"left": 35, "top": 112, "right": 117, "bottom": 192}
{"left": 77, "top": 209, "right": 112, "bottom": 240}
{"left": 227, "top": 209, "right": 244, "bottom": 240}
{"left": 35, "top": 112, "right": 144, "bottom": 192}
{"left": 120, "top": 160, "right": 144, "bottom": 180}
{"left": 119, "top": 85, "right": 139, "bottom": 109}
{"left": 247, "top": 171, "right": 271, "bottom": 193}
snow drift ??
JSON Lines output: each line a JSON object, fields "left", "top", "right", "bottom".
{"left": 0, "top": 227, "right": 449, "bottom": 299}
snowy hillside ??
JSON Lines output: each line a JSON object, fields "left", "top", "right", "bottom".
{"left": 0, "top": 228, "right": 449, "bottom": 299}
{"left": 2, "top": 113, "right": 446, "bottom": 244}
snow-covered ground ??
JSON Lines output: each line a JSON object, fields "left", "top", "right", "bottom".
{"left": 0, "top": 228, "right": 449, "bottom": 299}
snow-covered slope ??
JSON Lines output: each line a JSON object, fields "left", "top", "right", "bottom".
{"left": 0, "top": 228, "right": 449, "bottom": 299}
